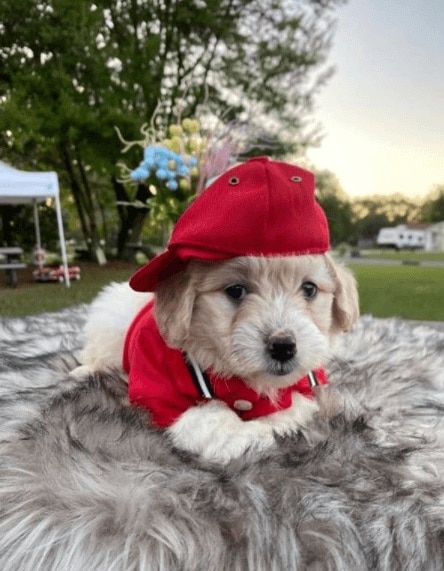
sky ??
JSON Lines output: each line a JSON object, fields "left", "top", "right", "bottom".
{"left": 306, "top": 0, "right": 444, "bottom": 199}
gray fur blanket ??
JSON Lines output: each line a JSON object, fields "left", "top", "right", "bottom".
{"left": 0, "top": 308, "right": 443, "bottom": 571}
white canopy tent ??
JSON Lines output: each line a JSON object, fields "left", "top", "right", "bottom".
{"left": 0, "top": 161, "right": 70, "bottom": 286}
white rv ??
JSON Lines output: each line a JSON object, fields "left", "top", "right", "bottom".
{"left": 376, "top": 224, "right": 428, "bottom": 250}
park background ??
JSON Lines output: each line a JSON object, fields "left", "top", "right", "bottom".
{"left": 1, "top": 0, "right": 443, "bottom": 320}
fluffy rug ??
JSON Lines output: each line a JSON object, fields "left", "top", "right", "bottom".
{"left": 0, "top": 307, "right": 443, "bottom": 571}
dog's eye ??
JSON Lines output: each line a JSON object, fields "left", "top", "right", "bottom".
{"left": 225, "top": 284, "right": 248, "bottom": 302}
{"left": 301, "top": 281, "right": 317, "bottom": 299}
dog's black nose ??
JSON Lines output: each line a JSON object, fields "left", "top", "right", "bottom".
{"left": 267, "top": 335, "right": 296, "bottom": 363}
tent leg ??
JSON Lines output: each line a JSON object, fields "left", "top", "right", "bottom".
{"left": 32, "top": 200, "right": 44, "bottom": 269}
{"left": 55, "top": 197, "right": 70, "bottom": 287}
{"left": 33, "top": 200, "right": 42, "bottom": 249}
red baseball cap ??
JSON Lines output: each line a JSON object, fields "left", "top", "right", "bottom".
{"left": 130, "top": 157, "right": 330, "bottom": 292}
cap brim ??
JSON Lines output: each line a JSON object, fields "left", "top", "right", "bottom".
{"left": 129, "top": 249, "right": 185, "bottom": 292}
{"left": 129, "top": 246, "right": 236, "bottom": 292}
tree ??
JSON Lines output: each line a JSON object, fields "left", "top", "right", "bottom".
{"left": 0, "top": 0, "right": 347, "bottom": 258}
{"left": 314, "top": 169, "right": 356, "bottom": 244}
{"left": 420, "top": 185, "right": 444, "bottom": 223}
{"left": 352, "top": 194, "right": 421, "bottom": 241}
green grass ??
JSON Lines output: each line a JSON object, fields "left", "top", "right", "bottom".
{"left": 359, "top": 249, "right": 444, "bottom": 262}
{"left": 0, "top": 262, "right": 138, "bottom": 317}
{"left": 2, "top": 260, "right": 444, "bottom": 322}
{"left": 348, "top": 263, "right": 444, "bottom": 320}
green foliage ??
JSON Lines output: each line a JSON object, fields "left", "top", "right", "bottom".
{"left": 0, "top": 0, "right": 347, "bottom": 255}
{"left": 420, "top": 186, "right": 444, "bottom": 223}
{"left": 314, "top": 169, "right": 356, "bottom": 244}
{"left": 313, "top": 170, "right": 444, "bottom": 245}
{"left": 0, "top": 203, "right": 59, "bottom": 250}
{"left": 0, "top": 0, "right": 120, "bottom": 167}
{"left": 352, "top": 194, "right": 421, "bottom": 239}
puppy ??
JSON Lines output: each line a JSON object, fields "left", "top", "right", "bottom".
{"left": 77, "top": 157, "right": 359, "bottom": 463}
{"left": 78, "top": 253, "right": 358, "bottom": 463}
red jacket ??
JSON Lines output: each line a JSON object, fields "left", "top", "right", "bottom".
{"left": 123, "top": 300, "right": 328, "bottom": 428}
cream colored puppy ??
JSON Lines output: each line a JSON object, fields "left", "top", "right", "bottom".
{"left": 78, "top": 252, "right": 358, "bottom": 463}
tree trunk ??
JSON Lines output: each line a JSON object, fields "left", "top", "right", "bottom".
{"left": 113, "top": 178, "right": 154, "bottom": 260}
{"left": 60, "top": 141, "right": 104, "bottom": 262}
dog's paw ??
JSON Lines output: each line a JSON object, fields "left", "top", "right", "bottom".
{"left": 259, "top": 391, "right": 319, "bottom": 435}
{"left": 167, "top": 400, "right": 275, "bottom": 463}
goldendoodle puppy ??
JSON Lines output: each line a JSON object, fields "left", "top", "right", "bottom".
{"left": 78, "top": 157, "right": 359, "bottom": 462}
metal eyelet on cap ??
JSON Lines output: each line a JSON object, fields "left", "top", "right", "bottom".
{"left": 228, "top": 176, "right": 240, "bottom": 186}
{"left": 291, "top": 175, "right": 302, "bottom": 183}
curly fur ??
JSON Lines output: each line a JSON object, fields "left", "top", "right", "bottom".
{"left": 0, "top": 308, "right": 443, "bottom": 570}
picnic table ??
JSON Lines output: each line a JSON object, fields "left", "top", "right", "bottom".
{"left": 0, "top": 247, "right": 27, "bottom": 287}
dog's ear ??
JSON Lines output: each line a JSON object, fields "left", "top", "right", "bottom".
{"left": 154, "top": 267, "right": 196, "bottom": 348}
{"left": 325, "top": 253, "right": 360, "bottom": 333}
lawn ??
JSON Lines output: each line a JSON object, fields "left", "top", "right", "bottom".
{"left": 359, "top": 249, "right": 444, "bottom": 262}
{"left": 1, "top": 260, "right": 444, "bottom": 322}
{"left": 0, "top": 261, "right": 138, "bottom": 318}
{"left": 348, "top": 263, "right": 444, "bottom": 320}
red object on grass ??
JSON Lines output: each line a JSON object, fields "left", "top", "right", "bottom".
{"left": 32, "top": 265, "right": 81, "bottom": 283}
